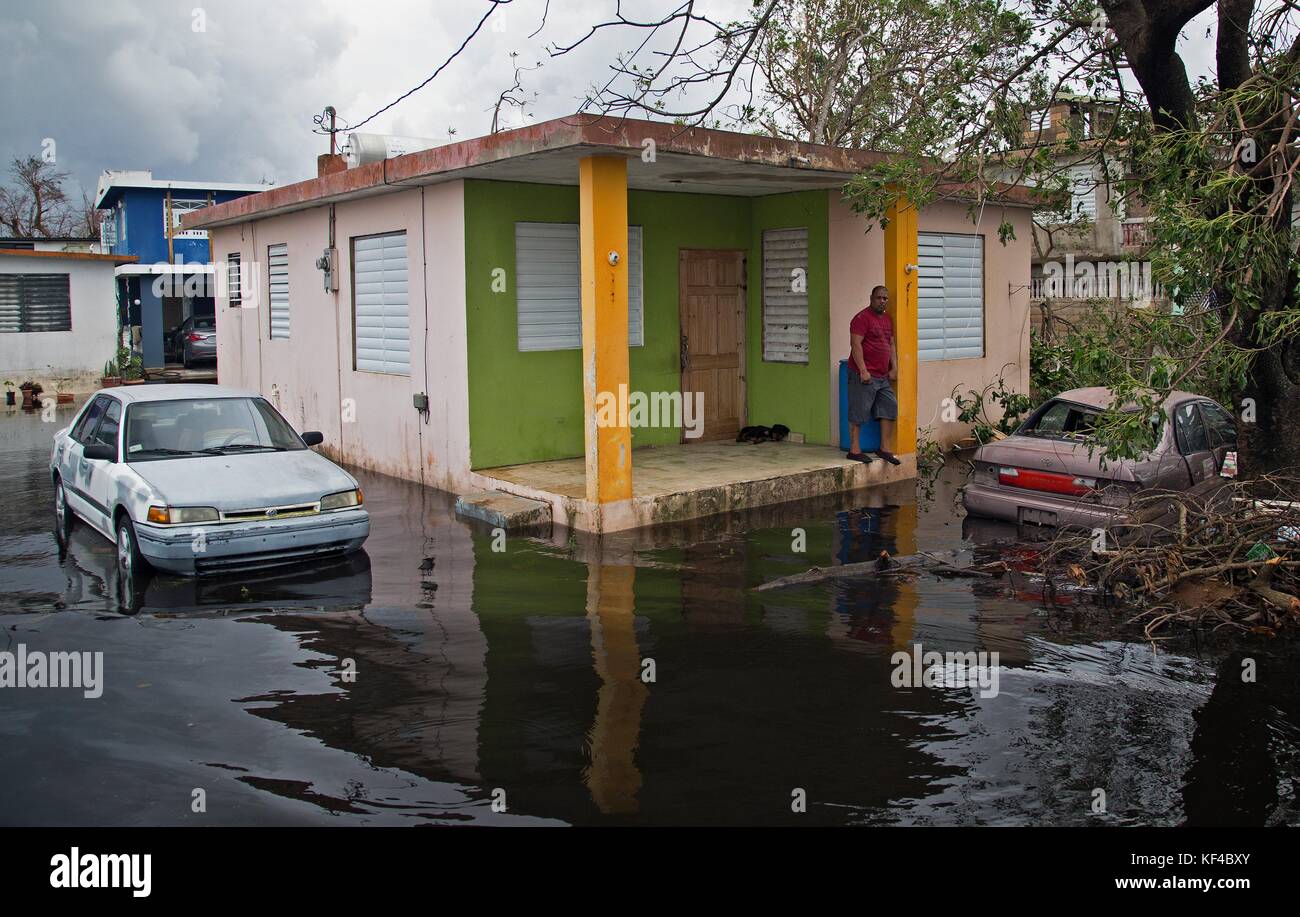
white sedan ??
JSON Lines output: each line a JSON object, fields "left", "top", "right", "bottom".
{"left": 50, "top": 384, "right": 369, "bottom": 576}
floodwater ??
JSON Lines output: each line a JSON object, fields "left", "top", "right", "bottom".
{"left": 2, "top": 400, "right": 1298, "bottom": 826}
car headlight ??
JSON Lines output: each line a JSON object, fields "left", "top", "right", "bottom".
{"left": 146, "top": 505, "right": 219, "bottom": 524}
{"left": 320, "top": 488, "right": 362, "bottom": 511}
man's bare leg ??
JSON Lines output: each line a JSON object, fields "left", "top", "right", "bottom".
{"left": 849, "top": 422, "right": 861, "bottom": 454}
{"left": 875, "top": 417, "right": 901, "bottom": 464}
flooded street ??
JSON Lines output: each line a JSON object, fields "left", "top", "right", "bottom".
{"left": 3, "top": 401, "right": 1299, "bottom": 827}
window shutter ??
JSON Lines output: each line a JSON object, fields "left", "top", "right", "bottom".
{"left": 226, "top": 253, "right": 242, "bottom": 307}
{"left": 917, "top": 233, "right": 983, "bottom": 361}
{"left": 514, "top": 222, "right": 643, "bottom": 351}
{"left": 1069, "top": 166, "right": 1097, "bottom": 219}
{"left": 352, "top": 232, "right": 410, "bottom": 375}
{"left": 268, "top": 243, "right": 289, "bottom": 339}
{"left": 762, "top": 227, "right": 809, "bottom": 363}
{"left": 0, "top": 273, "right": 71, "bottom": 333}
{"left": 627, "top": 226, "right": 643, "bottom": 347}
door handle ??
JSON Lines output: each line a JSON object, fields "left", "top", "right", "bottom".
{"left": 680, "top": 333, "right": 690, "bottom": 370}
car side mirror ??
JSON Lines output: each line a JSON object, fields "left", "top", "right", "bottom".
{"left": 301, "top": 431, "right": 324, "bottom": 447}
{"left": 83, "top": 444, "right": 117, "bottom": 462}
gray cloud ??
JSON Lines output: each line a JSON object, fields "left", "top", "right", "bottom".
{"left": 0, "top": 0, "right": 1222, "bottom": 212}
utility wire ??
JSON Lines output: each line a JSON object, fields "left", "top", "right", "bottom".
{"left": 318, "top": 0, "right": 512, "bottom": 136}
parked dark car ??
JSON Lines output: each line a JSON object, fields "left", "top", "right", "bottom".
{"left": 962, "top": 387, "right": 1238, "bottom": 529}
{"left": 168, "top": 315, "right": 216, "bottom": 367}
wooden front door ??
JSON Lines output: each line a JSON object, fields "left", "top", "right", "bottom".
{"left": 679, "top": 249, "right": 746, "bottom": 442}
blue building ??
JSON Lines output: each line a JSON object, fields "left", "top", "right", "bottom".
{"left": 95, "top": 170, "right": 267, "bottom": 369}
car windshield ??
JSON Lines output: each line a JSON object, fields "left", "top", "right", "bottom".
{"left": 193, "top": 317, "right": 215, "bottom": 330}
{"left": 124, "top": 397, "right": 305, "bottom": 461}
{"left": 1020, "top": 400, "right": 1100, "bottom": 439}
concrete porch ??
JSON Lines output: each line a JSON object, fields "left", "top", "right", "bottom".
{"left": 469, "top": 440, "right": 916, "bottom": 533}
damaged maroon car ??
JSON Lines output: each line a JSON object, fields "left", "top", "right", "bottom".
{"left": 962, "top": 387, "right": 1238, "bottom": 529}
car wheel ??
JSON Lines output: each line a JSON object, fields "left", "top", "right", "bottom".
{"left": 116, "top": 515, "right": 149, "bottom": 577}
{"left": 54, "top": 477, "right": 73, "bottom": 543}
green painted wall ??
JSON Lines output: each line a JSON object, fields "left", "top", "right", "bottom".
{"left": 465, "top": 181, "right": 581, "bottom": 470}
{"left": 464, "top": 180, "right": 832, "bottom": 467}
{"left": 747, "top": 191, "right": 831, "bottom": 445}
{"left": 464, "top": 179, "right": 750, "bottom": 469}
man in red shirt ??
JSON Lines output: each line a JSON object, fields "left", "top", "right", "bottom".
{"left": 847, "top": 285, "right": 900, "bottom": 464}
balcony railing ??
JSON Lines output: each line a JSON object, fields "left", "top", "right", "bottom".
{"left": 1122, "top": 220, "right": 1152, "bottom": 246}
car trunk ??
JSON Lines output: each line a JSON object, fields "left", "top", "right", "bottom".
{"left": 969, "top": 435, "right": 1139, "bottom": 519}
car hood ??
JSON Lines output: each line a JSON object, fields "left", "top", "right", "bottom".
{"left": 131, "top": 449, "right": 358, "bottom": 510}
{"left": 973, "top": 435, "right": 1138, "bottom": 482}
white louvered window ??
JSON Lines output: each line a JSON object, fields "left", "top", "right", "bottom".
{"left": 761, "top": 227, "right": 809, "bottom": 363}
{"left": 268, "top": 243, "right": 289, "bottom": 339}
{"left": 352, "top": 232, "right": 410, "bottom": 375}
{"left": 514, "top": 222, "right": 643, "bottom": 351}
{"left": 918, "top": 232, "right": 984, "bottom": 361}
{"left": 226, "top": 253, "right": 242, "bottom": 307}
{"left": 1069, "top": 165, "right": 1098, "bottom": 219}
{"left": 0, "top": 273, "right": 71, "bottom": 333}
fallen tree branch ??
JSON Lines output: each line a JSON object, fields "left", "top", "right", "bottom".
{"left": 753, "top": 550, "right": 997, "bottom": 592}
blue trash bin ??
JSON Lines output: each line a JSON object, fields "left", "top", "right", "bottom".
{"left": 838, "top": 359, "right": 881, "bottom": 452}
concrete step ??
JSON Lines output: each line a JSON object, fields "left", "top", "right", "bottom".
{"left": 455, "top": 490, "right": 552, "bottom": 532}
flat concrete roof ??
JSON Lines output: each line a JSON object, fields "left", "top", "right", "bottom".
{"left": 95, "top": 171, "right": 271, "bottom": 210}
{"left": 185, "top": 114, "right": 1036, "bottom": 230}
{"left": 0, "top": 248, "right": 137, "bottom": 265}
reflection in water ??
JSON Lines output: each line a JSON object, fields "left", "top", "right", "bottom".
{"left": 584, "top": 561, "right": 646, "bottom": 815}
{"left": 2, "top": 401, "right": 1300, "bottom": 825}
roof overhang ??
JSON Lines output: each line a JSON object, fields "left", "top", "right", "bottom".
{"left": 0, "top": 248, "right": 137, "bottom": 265}
{"left": 95, "top": 177, "right": 271, "bottom": 210}
{"left": 185, "top": 114, "right": 1037, "bottom": 230}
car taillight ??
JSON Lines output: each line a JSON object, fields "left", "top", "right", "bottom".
{"left": 187, "top": 333, "right": 204, "bottom": 341}
{"left": 999, "top": 466, "right": 1095, "bottom": 496}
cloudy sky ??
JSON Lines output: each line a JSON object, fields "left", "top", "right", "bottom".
{"left": 0, "top": 0, "right": 1223, "bottom": 207}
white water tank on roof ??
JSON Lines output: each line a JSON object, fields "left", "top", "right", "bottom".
{"left": 343, "top": 133, "right": 441, "bottom": 168}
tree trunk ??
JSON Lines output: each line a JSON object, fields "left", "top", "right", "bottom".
{"left": 1242, "top": 339, "right": 1300, "bottom": 472}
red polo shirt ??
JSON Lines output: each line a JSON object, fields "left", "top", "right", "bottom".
{"left": 850, "top": 307, "right": 893, "bottom": 376}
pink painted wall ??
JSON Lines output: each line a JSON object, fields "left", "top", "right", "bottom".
{"left": 211, "top": 181, "right": 472, "bottom": 491}
{"left": 828, "top": 194, "right": 1033, "bottom": 447}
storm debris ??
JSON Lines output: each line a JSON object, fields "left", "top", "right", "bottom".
{"left": 1035, "top": 473, "right": 1300, "bottom": 637}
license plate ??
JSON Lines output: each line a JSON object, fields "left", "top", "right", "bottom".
{"left": 1018, "top": 507, "right": 1058, "bottom": 527}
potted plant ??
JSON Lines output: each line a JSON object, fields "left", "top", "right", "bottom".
{"left": 54, "top": 378, "right": 74, "bottom": 404}
{"left": 3, "top": 380, "right": 14, "bottom": 406}
{"left": 100, "top": 360, "right": 121, "bottom": 388}
{"left": 122, "top": 353, "right": 145, "bottom": 385}
{"left": 19, "top": 380, "right": 42, "bottom": 409}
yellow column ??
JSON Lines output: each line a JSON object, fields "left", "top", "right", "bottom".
{"left": 883, "top": 193, "right": 918, "bottom": 455}
{"left": 579, "top": 156, "right": 633, "bottom": 505}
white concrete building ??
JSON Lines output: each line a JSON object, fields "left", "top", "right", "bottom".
{"left": 0, "top": 249, "right": 138, "bottom": 393}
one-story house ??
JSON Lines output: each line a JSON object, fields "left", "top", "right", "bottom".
{"left": 0, "top": 248, "right": 138, "bottom": 393}
{"left": 185, "top": 115, "right": 1032, "bottom": 533}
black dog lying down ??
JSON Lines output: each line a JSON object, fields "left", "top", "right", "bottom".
{"left": 736, "top": 424, "right": 790, "bottom": 444}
